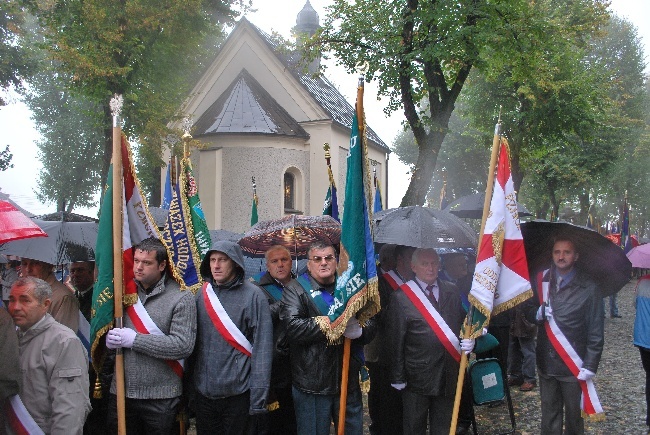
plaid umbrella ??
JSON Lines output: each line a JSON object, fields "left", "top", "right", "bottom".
{"left": 238, "top": 214, "right": 341, "bottom": 258}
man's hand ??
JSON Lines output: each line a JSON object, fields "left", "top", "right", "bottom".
{"left": 343, "top": 317, "right": 362, "bottom": 339}
{"left": 460, "top": 338, "right": 475, "bottom": 355}
{"left": 577, "top": 368, "right": 595, "bottom": 381}
{"left": 536, "top": 305, "right": 553, "bottom": 321}
{"left": 105, "top": 328, "right": 137, "bottom": 349}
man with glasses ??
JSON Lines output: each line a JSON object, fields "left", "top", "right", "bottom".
{"left": 281, "top": 241, "right": 375, "bottom": 435}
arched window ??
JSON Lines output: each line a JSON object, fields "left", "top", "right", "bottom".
{"left": 284, "top": 172, "right": 295, "bottom": 211}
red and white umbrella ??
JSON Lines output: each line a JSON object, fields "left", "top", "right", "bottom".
{"left": 0, "top": 200, "right": 47, "bottom": 244}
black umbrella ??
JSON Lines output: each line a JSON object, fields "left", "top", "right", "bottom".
{"left": 1, "top": 219, "right": 98, "bottom": 264}
{"left": 520, "top": 220, "right": 632, "bottom": 297}
{"left": 374, "top": 206, "right": 478, "bottom": 249}
{"left": 444, "top": 192, "right": 532, "bottom": 219}
{"left": 209, "top": 229, "right": 242, "bottom": 244}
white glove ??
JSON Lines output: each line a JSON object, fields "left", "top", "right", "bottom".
{"left": 576, "top": 368, "right": 595, "bottom": 381}
{"left": 391, "top": 383, "right": 406, "bottom": 390}
{"left": 536, "top": 305, "right": 553, "bottom": 321}
{"left": 106, "top": 328, "right": 137, "bottom": 349}
{"left": 460, "top": 338, "right": 475, "bottom": 355}
{"left": 343, "top": 317, "right": 363, "bottom": 339}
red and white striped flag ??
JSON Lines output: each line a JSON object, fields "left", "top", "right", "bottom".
{"left": 120, "top": 136, "right": 160, "bottom": 305}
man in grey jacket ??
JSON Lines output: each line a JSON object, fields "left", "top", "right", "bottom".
{"left": 105, "top": 237, "right": 197, "bottom": 434}
{"left": 529, "top": 236, "right": 604, "bottom": 435}
{"left": 192, "top": 240, "right": 273, "bottom": 435}
{"left": 7, "top": 276, "right": 90, "bottom": 434}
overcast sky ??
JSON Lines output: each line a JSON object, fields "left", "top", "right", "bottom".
{"left": 0, "top": 0, "right": 647, "bottom": 217}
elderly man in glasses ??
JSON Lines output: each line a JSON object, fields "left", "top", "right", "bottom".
{"left": 280, "top": 241, "right": 376, "bottom": 435}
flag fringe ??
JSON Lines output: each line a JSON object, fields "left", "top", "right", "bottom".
{"left": 314, "top": 276, "right": 380, "bottom": 344}
{"left": 90, "top": 322, "right": 112, "bottom": 374}
{"left": 582, "top": 411, "right": 606, "bottom": 422}
{"left": 164, "top": 157, "right": 204, "bottom": 294}
{"left": 492, "top": 288, "right": 533, "bottom": 316}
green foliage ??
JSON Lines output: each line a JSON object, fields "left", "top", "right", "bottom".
{"left": 0, "top": 145, "right": 14, "bottom": 171}
{"left": 21, "top": 0, "right": 245, "bottom": 200}
{"left": 24, "top": 62, "right": 105, "bottom": 212}
{"left": 0, "top": 1, "right": 33, "bottom": 105}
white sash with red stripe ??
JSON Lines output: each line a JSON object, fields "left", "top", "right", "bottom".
{"left": 383, "top": 270, "right": 404, "bottom": 291}
{"left": 537, "top": 270, "right": 604, "bottom": 419}
{"left": 201, "top": 282, "right": 253, "bottom": 357}
{"left": 400, "top": 281, "right": 461, "bottom": 363}
{"left": 125, "top": 297, "right": 185, "bottom": 378}
{"left": 5, "top": 394, "right": 45, "bottom": 435}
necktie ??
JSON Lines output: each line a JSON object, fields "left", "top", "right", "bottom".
{"left": 425, "top": 284, "right": 438, "bottom": 307}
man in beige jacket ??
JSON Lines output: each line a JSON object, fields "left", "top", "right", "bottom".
{"left": 7, "top": 276, "right": 90, "bottom": 434}
{"left": 21, "top": 257, "right": 79, "bottom": 332}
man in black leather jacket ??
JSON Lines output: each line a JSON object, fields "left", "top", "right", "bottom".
{"left": 280, "top": 241, "right": 376, "bottom": 435}
{"left": 527, "top": 236, "right": 604, "bottom": 435}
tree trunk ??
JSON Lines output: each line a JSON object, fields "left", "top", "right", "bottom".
{"left": 399, "top": 129, "right": 447, "bottom": 206}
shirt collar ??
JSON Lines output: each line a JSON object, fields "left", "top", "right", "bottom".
{"left": 557, "top": 268, "right": 577, "bottom": 288}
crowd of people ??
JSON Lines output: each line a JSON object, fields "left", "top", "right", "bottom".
{"left": 0, "top": 232, "right": 634, "bottom": 435}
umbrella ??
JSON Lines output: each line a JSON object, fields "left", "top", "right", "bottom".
{"left": 444, "top": 192, "right": 533, "bottom": 219}
{"left": 238, "top": 214, "right": 341, "bottom": 258}
{"left": 627, "top": 244, "right": 650, "bottom": 269}
{"left": 374, "top": 206, "right": 478, "bottom": 249}
{"left": 0, "top": 200, "right": 47, "bottom": 244}
{"left": 209, "top": 229, "right": 243, "bottom": 244}
{"left": 1, "top": 219, "right": 98, "bottom": 265}
{"left": 520, "top": 220, "right": 632, "bottom": 297}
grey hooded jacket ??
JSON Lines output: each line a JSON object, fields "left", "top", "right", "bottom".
{"left": 193, "top": 241, "right": 273, "bottom": 414}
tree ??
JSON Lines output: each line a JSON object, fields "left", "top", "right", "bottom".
{"left": 307, "top": 0, "right": 609, "bottom": 206}
{"left": 0, "top": 145, "right": 13, "bottom": 171}
{"left": 392, "top": 108, "right": 489, "bottom": 204}
{"left": 22, "top": 0, "right": 245, "bottom": 199}
{"left": 24, "top": 65, "right": 105, "bottom": 212}
{"left": 1, "top": 0, "right": 32, "bottom": 105}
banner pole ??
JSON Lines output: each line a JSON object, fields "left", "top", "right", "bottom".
{"left": 449, "top": 119, "right": 502, "bottom": 435}
{"left": 110, "top": 95, "right": 127, "bottom": 435}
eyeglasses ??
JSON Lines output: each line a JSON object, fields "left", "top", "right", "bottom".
{"left": 310, "top": 255, "right": 336, "bottom": 263}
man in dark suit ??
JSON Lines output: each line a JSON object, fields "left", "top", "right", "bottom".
{"left": 387, "top": 248, "right": 474, "bottom": 435}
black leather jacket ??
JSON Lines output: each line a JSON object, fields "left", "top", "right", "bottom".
{"left": 279, "top": 274, "right": 376, "bottom": 395}
{"left": 527, "top": 268, "right": 604, "bottom": 376}
{"left": 387, "top": 279, "right": 465, "bottom": 397}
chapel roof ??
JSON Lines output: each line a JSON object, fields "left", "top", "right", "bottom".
{"left": 193, "top": 69, "right": 310, "bottom": 139}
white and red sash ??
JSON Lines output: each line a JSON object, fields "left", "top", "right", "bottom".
{"left": 537, "top": 270, "right": 604, "bottom": 419}
{"left": 400, "top": 281, "right": 461, "bottom": 363}
{"left": 201, "top": 282, "right": 252, "bottom": 357}
{"left": 5, "top": 394, "right": 45, "bottom": 435}
{"left": 125, "top": 297, "right": 185, "bottom": 378}
{"left": 383, "top": 270, "right": 404, "bottom": 291}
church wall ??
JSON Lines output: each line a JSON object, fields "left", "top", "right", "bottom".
{"left": 218, "top": 146, "right": 310, "bottom": 233}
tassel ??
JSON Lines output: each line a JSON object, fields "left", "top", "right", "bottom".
{"left": 266, "top": 401, "right": 280, "bottom": 411}
{"left": 93, "top": 377, "right": 103, "bottom": 399}
{"left": 359, "top": 365, "right": 371, "bottom": 394}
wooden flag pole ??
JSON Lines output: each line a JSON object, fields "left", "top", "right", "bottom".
{"left": 337, "top": 337, "right": 352, "bottom": 435}
{"left": 449, "top": 119, "right": 503, "bottom": 435}
{"left": 110, "top": 95, "right": 127, "bottom": 435}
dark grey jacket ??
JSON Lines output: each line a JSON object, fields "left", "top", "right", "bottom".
{"left": 527, "top": 268, "right": 604, "bottom": 376}
{"left": 387, "top": 279, "right": 465, "bottom": 397}
{"left": 193, "top": 240, "right": 273, "bottom": 414}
